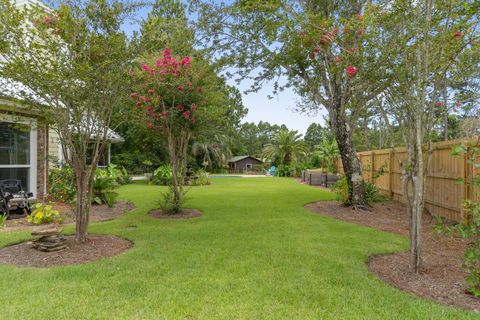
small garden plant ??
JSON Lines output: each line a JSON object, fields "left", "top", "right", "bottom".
{"left": 28, "top": 203, "right": 63, "bottom": 225}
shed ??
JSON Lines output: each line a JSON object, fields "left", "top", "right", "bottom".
{"left": 227, "top": 156, "right": 263, "bottom": 170}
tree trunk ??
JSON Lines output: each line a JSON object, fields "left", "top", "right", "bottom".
{"left": 330, "top": 109, "right": 368, "bottom": 207}
{"left": 74, "top": 167, "right": 93, "bottom": 243}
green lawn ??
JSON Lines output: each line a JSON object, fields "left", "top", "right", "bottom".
{"left": 0, "top": 178, "right": 477, "bottom": 319}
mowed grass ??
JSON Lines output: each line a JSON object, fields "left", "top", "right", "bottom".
{"left": 0, "top": 178, "right": 478, "bottom": 319}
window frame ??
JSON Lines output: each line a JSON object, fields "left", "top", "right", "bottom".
{"left": 0, "top": 115, "right": 37, "bottom": 197}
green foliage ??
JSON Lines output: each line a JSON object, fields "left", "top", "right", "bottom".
{"left": 49, "top": 164, "right": 122, "bottom": 205}
{"left": 332, "top": 177, "right": 383, "bottom": 206}
{"left": 276, "top": 164, "right": 296, "bottom": 177}
{"left": 93, "top": 169, "right": 119, "bottom": 205}
{"left": 0, "top": 214, "right": 6, "bottom": 228}
{"left": 27, "top": 203, "right": 63, "bottom": 225}
{"left": 189, "top": 168, "right": 210, "bottom": 186}
{"left": 103, "top": 192, "right": 119, "bottom": 208}
{"left": 151, "top": 164, "right": 173, "bottom": 186}
{"left": 311, "top": 137, "right": 339, "bottom": 173}
{"left": 48, "top": 165, "right": 76, "bottom": 203}
{"left": 437, "top": 142, "right": 480, "bottom": 296}
{"left": 106, "top": 164, "right": 131, "bottom": 185}
{"left": 262, "top": 129, "right": 308, "bottom": 165}
{"left": 158, "top": 185, "right": 186, "bottom": 214}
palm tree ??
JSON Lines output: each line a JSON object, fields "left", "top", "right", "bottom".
{"left": 192, "top": 135, "right": 232, "bottom": 170}
{"left": 262, "top": 129, "right": 308, "bottom": 165}
{"left": 313, "top": 137, "right": 339, "bottom": 173}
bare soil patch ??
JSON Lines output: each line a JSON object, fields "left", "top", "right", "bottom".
{"left": 0, "top": 234, "right": 132, "bottom": 268}
{"left": 4, "top": 201, "right": 135, "bottom": 230}
{"left": 305, "top": 200, "right": 479, "bottom": 311}
{"left": 149, "top": 208, "right": 202, "bottom": 220}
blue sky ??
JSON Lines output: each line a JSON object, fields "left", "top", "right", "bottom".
{"left": 122, "top": 5, "right": 327, "bottom": 135}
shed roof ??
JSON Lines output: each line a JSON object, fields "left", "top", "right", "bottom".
{"left": 228, "top": 156, "right": 263, "bottom": 163}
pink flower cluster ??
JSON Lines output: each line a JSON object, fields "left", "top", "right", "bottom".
{"left": 345, "top": 65, "right": 358, "bottom": 78}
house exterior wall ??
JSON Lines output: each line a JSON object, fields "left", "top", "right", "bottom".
{"left": 48, "top": 128, "right": 62, "bottom": 164}
{"left": 231, "top": 157, "right": 263, "bottom": 169}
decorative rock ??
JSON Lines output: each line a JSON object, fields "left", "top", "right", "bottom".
{"left": 31, "top": 225, "right": 67, "bottom": 252}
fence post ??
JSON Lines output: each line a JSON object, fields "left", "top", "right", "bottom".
{"left": 370, "top": 152, "right": 375, "bottom": 183}
{"left": 461, "top": 145, "right": 469, "bottom": 221}
{"left": 389, "top": 149, "right": 394, "bottom": 198}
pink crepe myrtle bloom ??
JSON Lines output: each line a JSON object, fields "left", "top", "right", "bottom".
{"left": 435, "top": 101, "right": 444, "bottom": 107}
{"left": 453, "top": 31, "right": 463, "bottom": 38}
{"left": 161, "top": 111, "right": 168, "bottom": 119}
{"left": 177, "top": 104, "right": 184, "bottom": 111}
{"left": 178, "top": 86, "right": 184, "bottom": 92}
{"left": 345, "top": 66, "right": 358, "bottom": 78}
{"left": 147, "top": 89, "right": 155, "bottom": 95}
{"left": 183, "top": 110, "right": 191, "bottom": 118}
{"left": 135, "top": 101, "right": 142, "bottom": 107}
{"left": 139, "top": 96, "right": 148, "bottom": 103}
{"left": 190, "top": 103, "right": 197, "bottom": 112}
{"left": 147, "top": 123, "right": 154, "bottom": 129}
{"left": 334, "top": 57, "right": 342, "bottom": 63}
{"left": 181, "top": 57, "right": 191, "bottom": 67}
{"left": 146, "top": 106, "right": 154, "bottom": 115}
{"left": 189, "top": 117, "right": 196, "bottom": 125}
{"left": 130, "top": 92, "right": 138, "bottom": 99}
{"left": 197, "top": 87, "right": 203, "bottom": 93}
{"left": 141, "top": 64, "right": 153, "bottom": 73}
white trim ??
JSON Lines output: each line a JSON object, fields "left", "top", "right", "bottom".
{"left": 0, "top": 116, "right": 37, "bottom": 197}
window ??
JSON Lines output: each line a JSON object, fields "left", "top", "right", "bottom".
{"left": 0, "top": 121, "right": 36, "bottom": 195}
{"left": 246, "top": 163, "right": 253, "bottom": 169}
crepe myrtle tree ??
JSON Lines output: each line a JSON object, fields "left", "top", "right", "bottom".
{"left": 379, "top": 0, "right": 479, "bottom": 273}
{"left": 193, "top": 0, "right": 406, "bottom": 207}
{"left": 131, "top": 48, "right": 210, "bottom": 213}
{"left": 0, "top": 0, "right": 138, "bottom": 242}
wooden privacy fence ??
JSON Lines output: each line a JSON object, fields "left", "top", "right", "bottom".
{"left": 336, "top": 138, "right": 480, "bottom": 222}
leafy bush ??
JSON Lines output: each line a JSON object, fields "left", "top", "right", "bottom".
{"left": 28, "top": 203, "right": 63, "bottom": 224}
{"left": 48, "top": 165, "right": 76, "bottom": 203}
{"left": 49, "top": 164, "right": 122, "bottom": 205}
{"left": 103, "top": 191, "right": 118, "bottom": 208}
{"left": 93, "top": 169, "right": 119, "bottom": 205}
{"left": 106, "top": 164, "right": 130, "bottom": 185}
{"left": 151, "top": 164, "right": 173, "bottom": 186}
{"left": 332, "top": 177, "right": 384, "bottom": 206}
{"left": 158, "top": 186, "right": 186, "bottom": 214}
{"left": 190, "top": 169, "right": 210, "bottom": 186}
{"left": 276, "top": 164, "right": 296, "bottom": 177}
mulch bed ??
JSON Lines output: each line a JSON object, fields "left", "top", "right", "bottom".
{"left": 149, "top": 208, "right": 202, "bottom": 220}
{"left": 4, "top": 201, "right": 135, "bottom": 230}
{"left": 305, "top": 200, "right": 479, "bottom": 312}
{"left": 0, "top": 234, "right": 132, "bottom": 268}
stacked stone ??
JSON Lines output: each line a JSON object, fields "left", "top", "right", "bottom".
{"left": 31, "top": 226, "right": 67, "bottom": 252}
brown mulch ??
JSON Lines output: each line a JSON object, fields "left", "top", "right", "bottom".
{"left": 305, "top": 200, "right": 479, "bottom": 312}
{"left": 0, "top": 235, "right": 132, "bottom": 268}
{"left": 149, "top": 208, "right": 202, "bottom": 220}
{"left": 4, "top": 201, "right": 135, "bottom": 230}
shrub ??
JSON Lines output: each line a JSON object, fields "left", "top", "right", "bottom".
{"left": 332, "top": 177, "right": 384, "bottom": 206}
{"left": 106, "top": 164, "right": 131, "bottom": 185}
{"left": 48, "top": 165, "right": 76, "bottom": 203}
{"left": 276, "top": 164, "right": 296, "bottom": 177}
{"left": 151, "top": 164, "right": 173, "bottom": 186}
{"left": 190, "top": 168, "right": 210, "bottom": 186}
{"left": 93, "top": 169, "right": 119, "bottom": 205}
{"left": 28, "top": 203, "right": 63, "bottom": 224}
{"left": 103, "top": 191, "right": 118, "bottom": 208}
{"left": 158, "top": 186, "right": 186, "bottom": 214}
{"left": 49, "top": 164, "right": 122, "bottom": 205}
